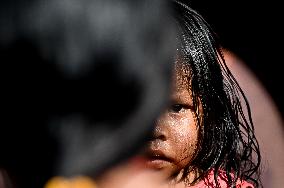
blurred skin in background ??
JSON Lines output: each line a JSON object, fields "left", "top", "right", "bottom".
{"left": 43, "top": 157, "right": 169, "bottom": 188}
{"left": 224, "top": 49, "right": 284, "bottom": 188}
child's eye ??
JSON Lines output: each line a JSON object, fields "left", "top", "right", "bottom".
{"left": 170, "top": 104, "right": 185, "bottom": 113}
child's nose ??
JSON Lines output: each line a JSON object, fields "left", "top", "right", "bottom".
{"left": 153, "top": 118, "right": 168, "bottom": 141}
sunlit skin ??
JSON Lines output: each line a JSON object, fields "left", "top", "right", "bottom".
{"left": 144, "top": 61, "right": 200, "bottom": 181}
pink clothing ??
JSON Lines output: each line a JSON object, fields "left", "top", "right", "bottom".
{"left": 190, "top": 170, "right": 254, "bottom": 188}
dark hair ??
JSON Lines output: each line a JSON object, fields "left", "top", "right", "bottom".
{"left": 172, "top": 1, "right": 261, "bottom": 187}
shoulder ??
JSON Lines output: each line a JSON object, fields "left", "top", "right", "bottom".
{"left": 190, "top": 170, "right": 254, "bottom": 188}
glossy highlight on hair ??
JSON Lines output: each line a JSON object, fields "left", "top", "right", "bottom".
{"left": 172, "top": 1, "right": 261, "bottom": 187}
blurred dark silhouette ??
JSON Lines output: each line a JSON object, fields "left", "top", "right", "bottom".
{"left": 0, "top": 0, "right": 177, "bottom": 187}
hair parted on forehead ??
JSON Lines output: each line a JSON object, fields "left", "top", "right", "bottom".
{"left": 172, "top": 1, "right": 261, "bottom": 187}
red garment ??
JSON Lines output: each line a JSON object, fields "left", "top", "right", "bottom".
{"left": 190, "top": 170, "right": 254, "bottom": 188}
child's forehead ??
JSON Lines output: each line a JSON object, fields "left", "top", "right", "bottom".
{"left": 173, "top": 59, "right": 192, "bottom": 90}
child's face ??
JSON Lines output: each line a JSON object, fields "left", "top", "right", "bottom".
{"left": 145, "top": 63, "right": 200, "bottom": 177}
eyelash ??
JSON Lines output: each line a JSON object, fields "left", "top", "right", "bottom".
{"left": 170, "top": 104, "right": 187, "bottom": 113}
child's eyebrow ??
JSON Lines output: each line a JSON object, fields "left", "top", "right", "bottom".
{"left": 170, "top": 90, "right": 193, "bottom": 106}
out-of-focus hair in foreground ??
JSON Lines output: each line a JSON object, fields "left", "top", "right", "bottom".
{"left": 0, "top": 0, "right": 177, "bottom": 187}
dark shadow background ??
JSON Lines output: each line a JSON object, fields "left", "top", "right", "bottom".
{"left": 190, "top": 0, "right": 284, "bottom": 119}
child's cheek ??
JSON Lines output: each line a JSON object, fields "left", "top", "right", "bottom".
{"left": 170, "top": 113, "right": 199, "bottom": 159}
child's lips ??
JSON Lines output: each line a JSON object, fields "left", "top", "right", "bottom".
{"left": 145, "top": 149, "right": 173, "bottom": 168}
{"left": 148, "top": 154, "right": 171, "bottom": 162}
